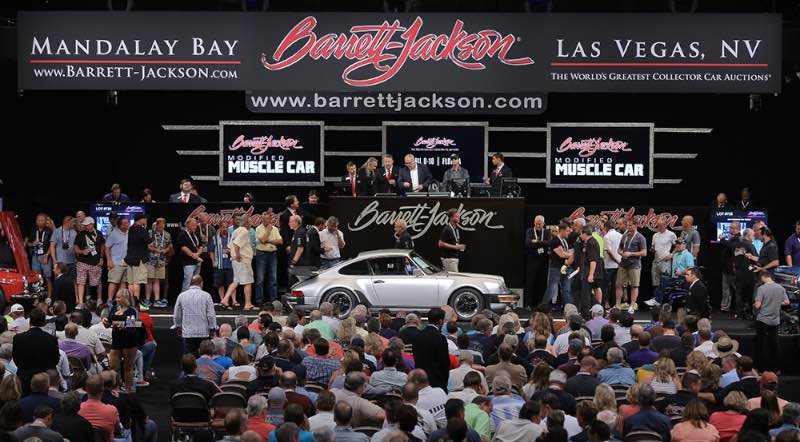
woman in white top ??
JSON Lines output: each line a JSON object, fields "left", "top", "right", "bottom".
{"left": 648, "top": 357, "right": 681, "bottom": 395}
{"left": 221, "top": 345, "right": 257, "bottom": 383}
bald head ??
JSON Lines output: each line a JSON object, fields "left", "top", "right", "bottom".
{"left": 630, "top": 324, "right": 643, "bottom": 338}
{"left": 191, "top": 275, "right": 203, "bottom": 287}
{"left": 219, "top": 323, "right": 232, "bottom": 338}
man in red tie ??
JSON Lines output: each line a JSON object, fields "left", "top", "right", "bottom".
{"left": 343, "top": 162, "right": 360, "bottom": 197}
{"left": 170, "top": 179, "right": 198, "bottom": 203}
{"left": 376, "top": 154, "right": 397, "bottom": 194}
{"left": 487, "top": 153, "right": 512, "bottom": 197}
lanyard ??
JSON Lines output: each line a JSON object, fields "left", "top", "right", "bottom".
{"left": 560, "top": 237, "right": 568, "bottom": 250}
{"left": 532, "top": 229, "right": 543, "bottom": 242}
{"left": 187, "top": 232, "right": 198, "bottom": 249}
{"left": 622, "top": 233, "right": 637, "bottom": 252}
{"left": 36, "top": 229, "right": 45, "bottom": 244}
{"left": 450, "top": 224, "right": 460, "bottom": 244}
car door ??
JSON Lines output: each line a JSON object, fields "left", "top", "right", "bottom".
{"left": 368, "top": 256, "right": 439, "bottom": 308}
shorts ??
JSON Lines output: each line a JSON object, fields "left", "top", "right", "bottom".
{"left": 127, "top": 263, "right": 148, "bottom": 285}
{"left": 616, "top": 267, "right": 641, "bottom": 288}
{"left": 76, "top": 262, "right": 102, "bottom": 287}
{"left": 31, "top": 254, "right": 52, "bottom": 279}
{"left": 232, "top": 260, "right": 254, "bottom": 285}
{"left": 107, "top": 262, "right": 129, "bottom": 284}
{"left": 146, "top": 264, "right": 166, "bottom": 280}
{"left": 214, "top": 268, "right": 234, "bottom": 288}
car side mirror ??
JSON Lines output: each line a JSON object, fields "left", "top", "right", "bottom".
{"left": 412, "top": 268, "right": 424, "bottom": 277}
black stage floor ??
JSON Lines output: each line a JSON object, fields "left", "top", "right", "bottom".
{"left": 143, "top": 307, "right": 800, "bottom": 441}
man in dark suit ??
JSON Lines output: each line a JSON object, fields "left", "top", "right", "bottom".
{"left": 342, "top": 162, "right": 363, "bottom": 197}
{"left": 488, "top": 152, "right": 512, "bottom": 196}
{"left": 397, "top": 154, "right": 433, "bottom": 194}
{"left": 13, "top": 309, "right": 60, "bottom": 396}
{"left": 408, "top": 308, "right": 451, "bottom": 390}
{"left": 375, "top": 154, "right": 399, "bottom": 194}
{"left": 564, "top": 356, "right": 602, "bottom": 398}
{"left": 305, "top": 218, "right": 324, "bottom": 269}
{"left": 684, "top": 267, "right": 710, "bottom": 318}
{"left": 169, "top": 179, "right": 201, "bottom": 203}
{"left": 51, "top": 262, "right": 76, "bottom": 313}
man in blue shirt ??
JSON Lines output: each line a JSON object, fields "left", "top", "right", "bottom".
{"left": 104, "top": 217, "right": 129, "bottom": 304}
{"left": 652, "top": 240, "right": 694, "bottom": 304}
{"left": 209, "top": 221, "right": 234, "bottom": 303}
{"left": 624, "top": 384, "right": 672, "bottom": 442}
{"left": 597, "top": 348, "right": 635, "bottom": 385}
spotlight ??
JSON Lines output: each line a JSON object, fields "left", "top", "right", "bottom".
{"left": 107, "top": 90, "right": 118, "bottom": 107}
{"left": 748, "top": 93, "right": 762, "bottom": 112}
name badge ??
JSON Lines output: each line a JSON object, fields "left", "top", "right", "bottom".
{"left": 90, "top": 250, "right": 97, "bottom": 256}
{"left": 537, "top": 248, "right": 545, "bottom": 255}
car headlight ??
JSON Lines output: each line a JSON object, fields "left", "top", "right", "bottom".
{"left": 484, "top": 281, "right": 500, "bottom": 292}
{"left": 499, "top": 281, "right": 509, "bottom": 293}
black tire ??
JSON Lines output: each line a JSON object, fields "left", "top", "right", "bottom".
{"left": 322, "top": 287, "right": 358, "bottom": 319}
{"left": 449, "top": 288, "right": 485, "bottom": 321}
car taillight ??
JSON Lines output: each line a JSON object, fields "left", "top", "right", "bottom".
{"left": 290, "top": 290, "right": 304, "bottom": 298}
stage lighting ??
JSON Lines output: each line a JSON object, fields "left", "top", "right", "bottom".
{"left": 748, "top": 93, "right": 762, "bottom": 112}
{"left": 107, "top": 90, "right": 118, "bottom": 107}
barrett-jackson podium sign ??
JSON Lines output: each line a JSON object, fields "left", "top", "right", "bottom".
{"left": 546, "top": 123, "right": 653, "bottom": 189}
{"left": 18, "top": 12, "right": 781, "bottom": 100}
{"left": 220, "top": 121, "right": 323, "bottom": 186}
{"left": 329, "top": 196, "right": 525, "bottom": 288}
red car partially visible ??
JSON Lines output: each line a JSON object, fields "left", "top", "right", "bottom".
{"left": 0, "top": 211, "right": 45, "bottom": 310}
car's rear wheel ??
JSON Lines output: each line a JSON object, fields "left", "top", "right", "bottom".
{"left": 322, "top": 288, "right": 358, "bottom": 319}
{"left": 450, "top": 288, "right": 484, "bottom": 321}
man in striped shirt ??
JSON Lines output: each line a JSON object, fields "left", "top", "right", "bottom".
{"left": 301, "top": 338, "right": 341, "bottom": 386}
{"left": 490, "top": 374, "right": 525, "bottom": 429}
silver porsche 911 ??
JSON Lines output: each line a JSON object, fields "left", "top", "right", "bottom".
{"left": 285, "top": 249, "right": 518, "bottom": 320}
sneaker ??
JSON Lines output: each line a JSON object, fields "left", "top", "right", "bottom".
{"left": 644, "top": 299, "right": 658, "bottom": 307}
{"left": 139, "top": 303, "right": 150, "bottom": 311}
{"left": 135, "top": 380, "right": 149, "bottom": 388}
{"left": 155, "top": 299, "right": 168, "bottom": 308}
{"left": 628, "top": 306, "right": 635, "bottom": 314}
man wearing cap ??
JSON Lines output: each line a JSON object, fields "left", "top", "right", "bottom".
{"left": 747, "top": 371, "right": 788, "bottom": 412}
{"left": 586, "top": 305, "right": 608, "bottom": 339}
{"left": 8, "top": 304, "right": 29, "bottom": 333}
{"left": 125, "top": 213, "right": 154, "bottom": 303}
{"left": 247, "top": 355, "right": 281, "bottom": 397}
{"left": 266, "top": 387, "right": 288, "bottom": 426}
{"left": 74, "top": 216, "right": 105, "bottom": 305}
{"left": 442, "top": 153, "right": 470, "bottom": 195}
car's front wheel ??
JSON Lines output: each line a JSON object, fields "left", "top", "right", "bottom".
{"left": 449, "top": 288, "right": 484, "bottom": 321}
{"left": 322, "top": 288, "right": 358, "bottom": 319}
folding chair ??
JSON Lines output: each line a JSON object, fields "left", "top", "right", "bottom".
{"left": 304, "top": 382, "right": 326, "bottom": 394}
{"left": 210, "top": 392, "right": 247, "bottom": 434}
{"left": 220, "top": 383, "right": 247, "bottom": 395}
{"left": 624, "top": 430, "right": 662, "bottom": 442}
{"left": 171, "top": 392, "right": 211, "bottom": 441}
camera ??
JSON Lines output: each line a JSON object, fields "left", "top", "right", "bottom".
{"left": 62, "top": 243, "right": 69, "bottom": 250}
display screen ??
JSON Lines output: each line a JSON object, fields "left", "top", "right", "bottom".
{"left": 90, "top": 204, "right": 146, "bottom": 236}
{"left": 711, "top": 209, "right": 768, "bottom": 243}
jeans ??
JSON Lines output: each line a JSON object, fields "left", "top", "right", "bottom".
{"left": 721, "top": 273, "right": 736, "bottom": 310}
{"left": 182, "top": 264, "right": 200, "bottom": 292}
{"left": 604, "top": 268, "right": 618, "bottom": 306}
{"left": 321, "top": 258, "right": 341, "bottom": 269}
{"left": 140, "top": 341, "right": 156, "bottom": 373}
{"left": 143, "top": 419, "right": 158, "bottom": 442}
{"left": 542, "top": 266, "right": 571, "bottom": 306}
{"left": 735, "top": 277, "right": 756, "bottom": 317}
{"left": 255, "top": 251, "right": 278, "bottom": 304}
{"left": 756, "top": 321, "right": 780, "bottom": 372}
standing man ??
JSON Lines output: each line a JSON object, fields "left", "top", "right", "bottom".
{"left": 375, "top": 154, "right": 398, "bottom": 194}
{"left": 74, "top": 217, "right": 105, "bottom": 305}
{"left": 524, "top": 216, "right": 551, "bottom": 307}
{"left": 52, "top": 263, "right": 76, "bottom": 313}
{"left": 174, "top": 275, "right": 218, "bottom": 356}
{"left": 646, "top": 219, "right": 677, "bottom": 308}
{"left": 442, "top": 154, "right": 470, "bottom": 195}
{"left": 398, "top": 154, "right": 433, "bottom": 194}
{"left": 542, "top": 223, "right": 573, "bottom": 309}
{"left": 145, "top": 218, "right": 172, "bottom": 309}
{"left": 719, "top": 222, "right": 742, "bottom": 313}
{"left": 734, "top": 229, "right": 758, "bottom": 320}
{"left": 319, "top": 217, "right": 346, "bottom": 269}
{"left": 125, "top": 213, "right": 153, "bottom": 304}
{"left": 209, "top": 221, "right": 233, "bottom": 305}
{"left": 394, "top": 220, "right": 414, "bottom": 250}
{"left": 602, "top": 221, "right": 622, "bottom": 309}
{"left": 255, "top": 215, "right": 282, "bottom": 304}
{"left": 105, "top": 217, "right": 129, "bottom": 304}
{"left": 753, "top": 271, "right": 789, "bottom": 372}
{"left": 580, "top": 226, "right": 605, "bottom": 308}
{"left": 738, "top": 187, "right": 753, "bottom": 210}
{"left": 713, "top": 193, "right": 731, "bottom": 209}
{"left": 748, "top": 227, "right": 780, "bottom": 277}
{"left": 488, "top": 153, "right": 512, "bottom": 197}
{"left": 616, "top": 219, "right": 647, "bottom": 314}
{"left": 343, "top": 162, "right": 362, "bottom": 197}
{"left": 305, "top": 218, "right": 325, "bottom": 270}
{"left": 280, "top": 195, "right": 302, "bottom": 262}
{"left": 13, "top": 309, "right": 60, "bottom": 396}
{"left": 49, "top": 215, "right": 77, "bottom": 283}
{"left": 169, "top": 179, "right": 200, "bottom": 203}
{"left": 679, "top": 216, "right": 701, "bottom": 260}
{"left": 411, "top": 308, "right": 451, "bottom": 390}
{"left": 224, "top": 215, "right": 255, "bottom": 310}
{"left": 288, "top": 215, "right": 308, "bottom": 285}
{"left": 438, "top": 209, "right": 464, "bottom": 272}
{"left": 196, "top": 213, "right": 217, "bottom": 293}
{"left": 784, "top": 221, "right": 800, "bottom": 267}
{"left": 177, "top": 218, "right": 203, "bottom": 292}
{"left": 27, "top": 213, "right": 53, "bottom": 296}
{"left": 684, "top": 267, "right": 710, "bottom": 319}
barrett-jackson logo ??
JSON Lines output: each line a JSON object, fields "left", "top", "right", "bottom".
{"left": 261, "top": 16, "right": 534, "bottom": 87}
{"left": 568, "top": 206, "right": 682, "bottom": 233}
{"left": 185, "top": 205, "right": 279, "bottom": 227}
{"left": 348, "top": 200, "right": 503, "bottom": 239}
{"left": 229, "top": 135, "right": 303, "bottom": 155}
{"left": 414, "top": 137, "right": 456, "bottom": 149}
{"left": 557, "top": 137, "right": 631, "bottom": 158}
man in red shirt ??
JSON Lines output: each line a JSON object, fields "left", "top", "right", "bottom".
{"left": 79, "top": 375, "right": 120, "bottom": 442}
{"left": 246, "top": 395, "right": 275, "bottom": 441}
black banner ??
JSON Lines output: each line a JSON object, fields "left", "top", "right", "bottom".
{"left": 547, "top": 123, "right": 653, "bottom": 188}
{"left": 220, "top": 121, "right": 323, "bottom": 186}
{"left": 383, "top": 122, "right": 487, "bottom": 183}
{"left": 329, "top": 196, "right": 526, "bottom": 288}
{"left": 18, "top": 12, "right": 781, "bottom": 96}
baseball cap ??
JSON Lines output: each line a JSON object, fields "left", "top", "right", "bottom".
{"left": 82, "top": 217, "right": 95, "bottom": 226}
{"left": 450, "top": 153, "right": 460, "bottom": 160}
{"left": 9, "top": 304, "right": 23, "bottom": 314}
{"left": 590, "top": 305, "right": 604, "bottom": 315}
{"left": 568, "top": 313, "right": 585, "bottom": 326}
{"left": 267, "top": 387, "right": 286, "bottom": 404}
{"left": 760, "top": 371, "right": 779, "bottom": 385}
{"left": 256, "top": 355, "right": 275, "bottom": 370}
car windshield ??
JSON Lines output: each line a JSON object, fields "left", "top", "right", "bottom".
{"left": 410, "top": 252, "right": 442, "bottom": 275}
